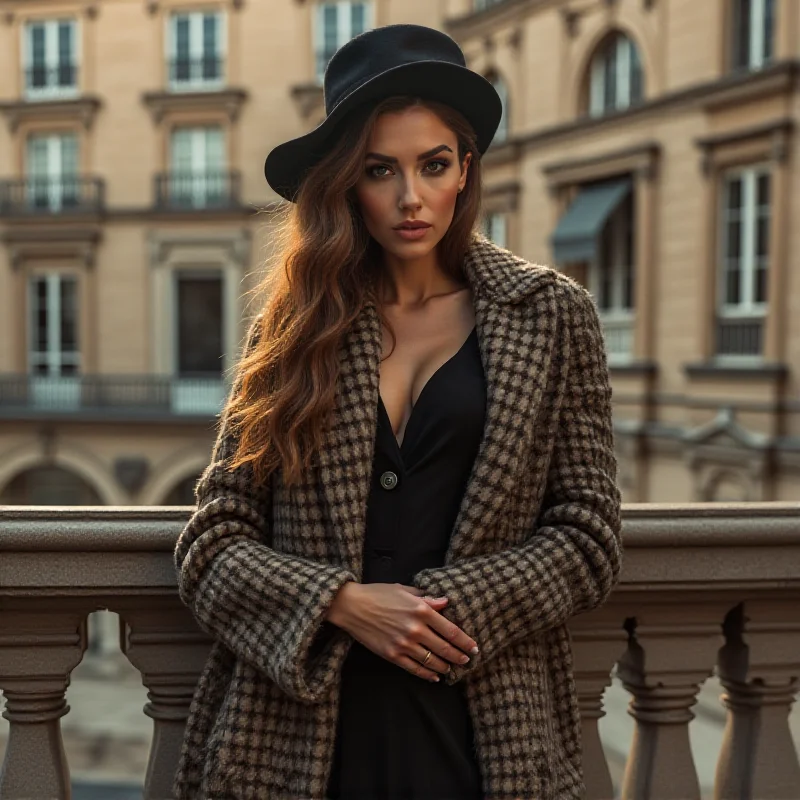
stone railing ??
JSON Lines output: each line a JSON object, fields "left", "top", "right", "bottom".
{"left": 0, "top": 503, "right": 798, "bottom": 800}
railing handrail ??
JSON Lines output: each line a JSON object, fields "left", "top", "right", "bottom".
{"left": 0, "top": 503, "right": 797, "bottom": 554}
{"left": 0, "top": 503, "right": 797, "bottom": 800}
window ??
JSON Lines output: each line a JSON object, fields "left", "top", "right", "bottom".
{"left": 169, "top": 126, "right": 226, "bottom": 208}
{"left": 589, "top": 33, "right": 643, "bottom": 116}
{"left": 29, "top": 274, "right": 80, "bottom": 377}
{"left": 176, "top": 274, "right": 223, "bottom": 376}
{"left": 169, "top": 11, "right": 225, "bottom": 89}
{"left": 482, "top": 213, "right": 508, "bottom": 248}
{"left": 473, "top": 0, "right": 506, "bottom": 9}
{"left": 172, "top": 273, "right": 226, "bottom": 414}
{"left": 731, "top": 0, "right": 775, "bottom": 71}
{"left": 26, "top": 133, "right": 79, "bottom": 212}
{"left": 24, "top": 19, "right": 78, "bottom": 98}
{"left": 716, "top": 168, "right": 770, "bottom": 357}
{"left": 591, "top": 192, "right": 635, "bottom": 360}
{"left": 488, "top": 74, "right": 509, "bottom": 144}
{"left": 315, "top": 2, "right": 371, "bottom": 81}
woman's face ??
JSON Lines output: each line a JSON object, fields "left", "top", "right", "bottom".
{"left": 354, "top": 106, "right": 471, "bottom": 263}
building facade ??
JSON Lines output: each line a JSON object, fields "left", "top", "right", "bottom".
{"left": 0, "top": 0, "right": 798, "bottom": 509}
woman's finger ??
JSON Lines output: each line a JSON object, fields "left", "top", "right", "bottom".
{"left": 395, "top": 654, "right": 441, "bottom": 682}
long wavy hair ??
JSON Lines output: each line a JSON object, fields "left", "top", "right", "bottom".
{"left": 226, "top": 95, "right": 483, "bottom": 486}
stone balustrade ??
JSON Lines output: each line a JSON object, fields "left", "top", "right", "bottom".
{"left": 0, "top": 503, "right": 798, "bottom": 800}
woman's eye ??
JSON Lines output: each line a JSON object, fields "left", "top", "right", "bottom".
{"left": 368, "top": 164, "right": 391, "bottom": 178}
{"left": 425, "top": 159, "right": 450, "bottom": 174}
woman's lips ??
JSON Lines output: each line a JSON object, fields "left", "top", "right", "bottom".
{"left": 394, "top": 225, "right": 431, "bottom": 241}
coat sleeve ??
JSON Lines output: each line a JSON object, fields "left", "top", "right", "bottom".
{"left": 411, "top": 284, "right": 623, "bottom": 685}
{"left": 174, "top": 316, "right": 357, "bottom": 704}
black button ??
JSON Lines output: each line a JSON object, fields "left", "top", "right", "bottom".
{"left": 379, "top": 471, "right": 398, "bottom": 490}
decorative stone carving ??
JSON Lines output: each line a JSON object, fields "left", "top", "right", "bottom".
{"left": 114, "top": 457, "right": 150, "bottom": 494}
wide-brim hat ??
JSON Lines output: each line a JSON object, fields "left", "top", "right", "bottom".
{"left": 264, "top": 24, "right": 503, "bottom": 202}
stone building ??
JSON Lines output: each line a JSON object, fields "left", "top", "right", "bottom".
{"left": 0, "top": 0, "right": 798, "bottom": 512}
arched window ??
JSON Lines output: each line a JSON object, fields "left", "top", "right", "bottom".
{"left": 487, "top": 72, "right": 509, "bottom": 144}
{"left": 0, "top": 466, "right": 102, "bottom": 505}
{"left": 588, "top": 32, "right": 643, "bottom": 116}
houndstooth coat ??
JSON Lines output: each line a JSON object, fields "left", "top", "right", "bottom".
{"left": 173, "top": 235, "right": 623, "bottom": 800}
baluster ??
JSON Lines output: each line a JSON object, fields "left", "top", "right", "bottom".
{"left": 118, "top": 601, "right": 212, "bottom": 800}
{"left": 715, "top": 602, "right": 800, "bottom": 799}
{"left": 571, "top": 609, "right": 628, "bottom": 800}
{"left": 617, "top": 612, "right": 723, "bottom": 800}
{"left": 0, "top": 611, "right": 87, "bottom": 800}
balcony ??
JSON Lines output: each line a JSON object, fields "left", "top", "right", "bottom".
{"left": 167, "top": 57, "right": 224, "bottom": 91}
{"left": 153, "top": 170, "right": 241, "bottom": 211}
{"left": 716, "top": 316, "right": 764, "bottom": 358}
{"left": 0, "top": 504, "right": 797, "bottom": 799}
{"left": 24, "top": 65, "right": 80, "bottom": 100}
{"left": 0, "top": 374, "right": 227, "bottom": 420}
{"left": 0, "top": 177, "right": 105, "bottom": 217}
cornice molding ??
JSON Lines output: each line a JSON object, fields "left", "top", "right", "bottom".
{"left": 289, "top": 81, "right": 324, "bottom": 119}
{"left": 141, "top": 88, "right": 248, "bottom": 124}
{"left": 542, "top": 141, "right": 660, "bottom": 188}
{"left": 2, "top": 225, "right": 103, "bottom": 270}
{"left": 0, "top": 95, "right": 102, "bottom": 133}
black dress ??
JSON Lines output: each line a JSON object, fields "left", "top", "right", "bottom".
{"left": 326, "top": 326, "right": 486, "bottom": 800}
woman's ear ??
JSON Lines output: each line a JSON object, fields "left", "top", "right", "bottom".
{"left": 458, "top": 151, "right": 473, "bottom": 193}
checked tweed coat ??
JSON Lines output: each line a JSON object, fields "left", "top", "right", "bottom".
{"left": 173, "top": 235, "right": 623, "bottom": 800}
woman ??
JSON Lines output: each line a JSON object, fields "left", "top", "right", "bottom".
{"left": 173, "top": 23, "right": 622, "bottom": 800}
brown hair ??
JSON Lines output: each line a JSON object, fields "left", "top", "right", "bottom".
{"left": 226, "top": 96, "right": 483, "bottom": 486}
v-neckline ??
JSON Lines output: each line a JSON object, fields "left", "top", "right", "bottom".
{"left": 378, "top": 326, "right": 477, "bottom": 455}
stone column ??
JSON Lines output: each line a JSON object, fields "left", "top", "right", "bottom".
{"left": 617, "top": 611, "right": 723, "bottom": 800}
{"left": 118, "top": 600, "right": 212, "bottom": 800}
{"left": 714, "top": 602, "right": 800, "bottom": 799}
{"left": 571, "top": 609, "right": 628, "bottom": 800}
{"left": 0, "top": 610, "right": 88, "bottom": 800}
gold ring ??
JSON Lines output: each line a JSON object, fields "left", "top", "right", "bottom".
{"left": 422, "top": 650, "right": 432, "bottom": 666}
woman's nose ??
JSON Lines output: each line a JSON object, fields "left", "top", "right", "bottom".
{"left": 398, "top": 177, "right": 422, "bottom": 210}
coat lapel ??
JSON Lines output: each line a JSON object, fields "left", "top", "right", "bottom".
{"left": 316, "top": 299, "right": 381, "bottom": 580}
{"left": 317, "top": 236, "right": 559, "bottom": 577}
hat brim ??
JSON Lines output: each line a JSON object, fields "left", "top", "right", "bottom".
{"left": 264, "top": 60, "right": 503, "bottom": 202}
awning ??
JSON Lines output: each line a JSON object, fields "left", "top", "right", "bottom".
{"left": 550, "top": 179, "right": 631, "bottom": 264}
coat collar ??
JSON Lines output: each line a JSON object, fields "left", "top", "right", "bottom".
{"left": 317, "top": 236, "right": 560, "bottom": 578}
{"left": 462, "top": 234, "right": 557, "bottom": 304}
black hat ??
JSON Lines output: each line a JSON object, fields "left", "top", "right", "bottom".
{"left": 264, "top": 24, "right": 502, "bottom": 202}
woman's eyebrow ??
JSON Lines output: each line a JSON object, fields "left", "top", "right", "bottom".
{"left": 365, "top": 144, "right": 454, "bottom": 163}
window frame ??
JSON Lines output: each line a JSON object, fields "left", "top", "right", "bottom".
{"left": 167, "top": 9, "right": 226, "bottom": 91}
{"left": 488, "top": 73, "right": 509, "bottom": 144}
{"left": 482, "top": 212, "right": 508, "bottom": 248}
{"left": 22, "top": 18, "right": 80, "bottom": 99}
{"left": 731, "top": 0, "right": 775, "bottom": 71}
{"left": 314, "top": 1, "right": 373, "bottom": 82}
{"left": 588, "top": 33, "right": 643, "bottom": 117}
{"left": 168, "top": 125, "right": 227, "bottom": 208}
{"left": 27, "top": 273, "right": 81, "bottom": 377}
{"left": 25, "top": 132, "right": 80, "bottom": 212}
{"left": 717, "top": 165, "right": 771, "bottom": 319}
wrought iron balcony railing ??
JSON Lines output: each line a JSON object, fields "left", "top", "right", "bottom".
{"left": 168, "top": 57, "right": 224, "bottom": 87}
{"left": 716, "top": 316, "right": 764, "bottom": 357}
{"left": 24, "top": 64, "right": 79, "bottom": 97}
{"left": 0, "top": 374, "right": 226, "bottom": 418}
{"left": 154, "top": 170, "right": 241, "bottom": 211}
{"left": 0, "top": 177, "right": 104, "bottom": 216}
{"left": 0, "top": 503, "right": 797, "bottom": 799}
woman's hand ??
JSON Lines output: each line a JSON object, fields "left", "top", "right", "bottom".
{"left": 325, "top": 582, "right": 479, "bottom": 682}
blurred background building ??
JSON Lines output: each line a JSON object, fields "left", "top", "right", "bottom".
{"left": 1, "top": 0, "right": 798, "bottom": 513}
{"left": 0, "top": 0, "right": 799, "bottom": 793}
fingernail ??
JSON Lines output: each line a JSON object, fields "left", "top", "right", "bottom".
{"left": 471, "top": 647, "right": 479, "bottom": 655}
{"left": 431, "top": 676, "right": 439, "bottom": 682}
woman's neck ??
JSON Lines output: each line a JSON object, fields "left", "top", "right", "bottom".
{"left": 378, "top": 249, "right": 466, "bottom": 309}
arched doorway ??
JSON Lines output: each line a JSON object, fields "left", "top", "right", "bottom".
{"left": 162, "top": 473, "right": 202, "bottom": 505}
{"left": 0, "top": 465, "right": 103, "bottom": 505}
